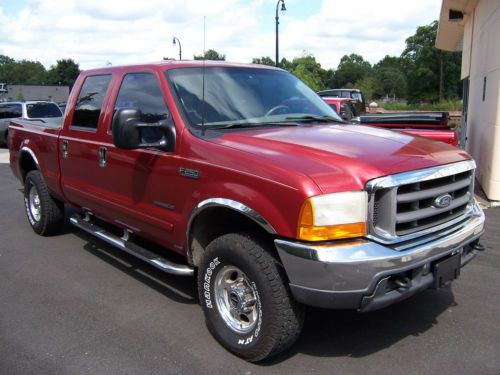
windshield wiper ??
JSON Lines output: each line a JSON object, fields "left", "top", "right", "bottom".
{"left": 209, "top": 122, "right": 299, "bottom": 130}
{"left": 284, "top": 115, "right": 344, "bottom": 123}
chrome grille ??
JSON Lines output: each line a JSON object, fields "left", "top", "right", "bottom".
{"left": 367, "top": 161, "right": 476, "bottom": 244}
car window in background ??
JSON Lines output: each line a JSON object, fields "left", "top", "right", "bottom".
{"left": 26, "top": 102, "right": 62, "bottom": 118}
{"left": 72, "top": 74, "right": 112, "bottom": 129}
{"left": 351, "top": 92, "right": 363, "bottom": 102}
{"left": 0, "top": 104, "right": 22, "bottom": 119}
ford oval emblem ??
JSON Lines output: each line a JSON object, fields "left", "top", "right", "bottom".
{"left": 433, "top": 194, "right": 453, "bottom": 208}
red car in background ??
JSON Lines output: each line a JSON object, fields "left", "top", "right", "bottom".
{"left": 322, "top": 97, "right": 458, "bottom": 147}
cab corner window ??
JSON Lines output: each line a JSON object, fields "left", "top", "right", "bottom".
{"left": 71, "top": 74, "right": 112, "bottom": 130}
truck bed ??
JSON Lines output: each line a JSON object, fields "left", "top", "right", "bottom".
{"left": 359, "top": 112, "right": 457, "bottom": 146}
{"left": 8, "top": 119, "right": 64, "bottom": 200}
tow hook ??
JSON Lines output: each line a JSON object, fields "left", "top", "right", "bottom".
{"left": 471, "top": 240, "right": 486, "bottom": 251}
{"left": 394, "top": 276, "right": 411, "bottom": 290}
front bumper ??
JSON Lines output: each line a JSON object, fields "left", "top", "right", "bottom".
{"left": 275, "top": 203, "right": 485, "bottom": 312}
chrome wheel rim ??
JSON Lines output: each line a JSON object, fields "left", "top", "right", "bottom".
{"left": 214, "top": 266, "right": 258, "bottom": 334}
{"left": 28, "top": 186, "right": 41, "bottom": 222}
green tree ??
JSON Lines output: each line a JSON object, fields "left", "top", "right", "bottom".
{"left": 401, "top": 20, "right": 461, "bottom": 103}
{"left": 279, "top": 57, "right": 294, "bottom": 72}
{"left": 373, "top": 56, "right": 407, "bottom": 98}
{"left": 194, "top": 49, "right": 226, "bottom": 60}
{"left": 290, "top": 54, "right": 326, "bottom": 91}
{"left": 335, "top": 54, "right": 372, "bottom": 87}
{"left": 47, "top": 59, "right": 80, "bottom": 88}
{"left": 252, "top": 56, "right": 275, "bottom": 66}
{"left": 2, "top": 59, "right": 47, "bottom": 84}
{"left": 355, "top": 76, "right": 384, "bottom": 101}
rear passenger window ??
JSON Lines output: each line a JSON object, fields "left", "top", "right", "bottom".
{"left": 0, "top": 104, "right": 22, "bottom": 119}
{"left": 112, "top": 73, "right": 171, "bottom": 142}
{"left": 72, "top": 74, "right": 112, "bottom": 130}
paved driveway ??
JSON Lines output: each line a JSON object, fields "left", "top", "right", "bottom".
{"left": 0, "top": 162, "right": 499, "bottom": 374}
{"left": 0, "top": 148, "right": 9, "bottom": 163}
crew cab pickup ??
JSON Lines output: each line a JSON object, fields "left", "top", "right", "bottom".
{"left": 8, "top": 61, "right": 485, "bottom": 362}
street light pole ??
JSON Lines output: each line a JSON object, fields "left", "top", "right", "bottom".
{"left": 172, "top": 37, "right": 182, "bottom": 60}
{"left": 275, "top": 0, "right": 286, "bottom": 67}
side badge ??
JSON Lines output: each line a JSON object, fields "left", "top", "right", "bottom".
{"left": 179, "top": 167, "right": 200, "bottom": 179}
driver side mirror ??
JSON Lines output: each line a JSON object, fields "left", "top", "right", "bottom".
{"left": 112, "top": 108, "right": 176, "bottom": 152}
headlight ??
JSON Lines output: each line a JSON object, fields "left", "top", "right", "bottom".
{"left": 298, "top": 191, "right": 368, "bottom": 241}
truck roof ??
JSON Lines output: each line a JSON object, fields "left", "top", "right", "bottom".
{"left": 81, "top": 60, "right": 282, "bottom": 75}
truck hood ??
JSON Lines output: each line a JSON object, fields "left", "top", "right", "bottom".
{"left": 208, "top": 124, "right": 471, "bottom": 193}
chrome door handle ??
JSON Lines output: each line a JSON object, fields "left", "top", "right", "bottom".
{"left": 62, "top": 140, "right": 69, "bottom": 158}
{"left": 99, "top": 147, "right": 107, "bottom": 168}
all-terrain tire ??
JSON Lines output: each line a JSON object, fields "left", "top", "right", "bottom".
{"left": 24, "top": 170, "right": 64, "bottom": 236}
{"left": 197, "top": 232, "right": 304, "bottom": 362}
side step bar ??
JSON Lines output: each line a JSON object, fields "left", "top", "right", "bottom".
{"left": 70, "top": 214, "right": 194, "bottom": 276}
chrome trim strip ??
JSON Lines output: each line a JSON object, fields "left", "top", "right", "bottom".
{"left": 187, "top": 198, "right": 277, "bottom": 236}
{"left": 365, "top": 160, "right": 476, "bottom": 192}
{"left": 20, "top": 146, "right": 40, "bottom": 168}
{"left": 275, "top": 202, "right": 484, "bottom": 293}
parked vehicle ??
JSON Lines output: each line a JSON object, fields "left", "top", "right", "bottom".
{"left": 360, "top": 112, "right": 458, "bottom": 146}
{"left": 318, "top": 88, "right": 367, "bottom": 116}
{"left": 0, "top": 101, "right": 63, "bottom": 146}
{"left": 8, "top": 61, "right": 485, "bottom": 362}
{"left": 322, "top": 96, "right": 355, "bottom": 121}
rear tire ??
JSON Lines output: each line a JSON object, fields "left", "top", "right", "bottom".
{"left": 198, "top": 232, "right": 304, "bottom": 362}
{"left": 24, "top": 170, "right": 64, "bottom": 235}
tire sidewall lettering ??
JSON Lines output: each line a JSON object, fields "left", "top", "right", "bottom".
{"left": 203, "top": 257, "right": 221, "bottom": 309}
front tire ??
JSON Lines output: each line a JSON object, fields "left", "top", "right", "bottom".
{"left": 198, "top": 233, "right": 304, "bottom": 362}
{"left": 24, "top": 170, "right": 64, "bottom": 235}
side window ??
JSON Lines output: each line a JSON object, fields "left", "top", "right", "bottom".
{"left": 113, "top": 72, "right": 171, "bottom": 142}
{"left": 72, "top": 74, "right": 112, "bottom": 130}
{"left": 341, "top": 91, "right": 350, "bottom": 98}
{"left": 0, "top": 104, "right": 22, "bottom": 119}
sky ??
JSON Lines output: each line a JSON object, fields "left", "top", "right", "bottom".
{"left": 0, "top": 0, "right": 442, "bottom": 70}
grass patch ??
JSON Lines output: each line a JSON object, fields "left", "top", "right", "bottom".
{"left": 381, "top": 100, "right": 462, "bottom": 112}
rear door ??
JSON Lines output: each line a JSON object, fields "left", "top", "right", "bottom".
{"left": 59, "top": 73, "right": 114, "bottom": 213}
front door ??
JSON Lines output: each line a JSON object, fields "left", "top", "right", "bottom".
{"left": 97, "top": 71, "right": 181, "bottom": 249}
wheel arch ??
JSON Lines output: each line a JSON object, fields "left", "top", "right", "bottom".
{"left": 186, "top": 198, "right": 278, "bottom": 267}
{"left": 18, "top": 146, "right": 41, "bottom": 184}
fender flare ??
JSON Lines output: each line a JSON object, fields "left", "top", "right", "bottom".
{"left": 186, "top": 197, "right": 277, "bottom": 248}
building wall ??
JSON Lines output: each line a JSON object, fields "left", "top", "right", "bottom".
{"left": 0, "top": 84, "right": 69, "bottom": 103}
{"left": 464, "top": 0, "right": 500, "bottom": 200}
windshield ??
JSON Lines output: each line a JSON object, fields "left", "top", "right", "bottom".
{"left": 26, "top": 102, "right": 63, "bottom": 118}
{"left": 351, "top": 92, "right": 364, "bottom": 103}
{"left": 166, "top": 67, "right": 341, "bottom": 128}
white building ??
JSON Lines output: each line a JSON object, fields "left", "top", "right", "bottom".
{"left": 436, "top": 0, "right": 500, "bottom": 201}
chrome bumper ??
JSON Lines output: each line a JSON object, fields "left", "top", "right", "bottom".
{"left": 275, "top": 202, "right": 485, "bottom": 311}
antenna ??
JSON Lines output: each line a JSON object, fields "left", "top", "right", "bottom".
{"left": 201, "top": 15, "right": 206, "bottom": 135}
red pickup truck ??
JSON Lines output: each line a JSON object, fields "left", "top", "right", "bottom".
{"left": 8, "top": 61, "right": 485, "bottom": 362}
{"left": 323, "top": 97, "right": 458, "bottom": 146}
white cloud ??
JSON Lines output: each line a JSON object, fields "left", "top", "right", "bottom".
{"left": 0, "top": 0, "right": 441, "bottom": 70}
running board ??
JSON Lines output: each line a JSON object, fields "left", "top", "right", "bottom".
{"left": 70, "top": 214, "right": 194, "bottom": 276}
